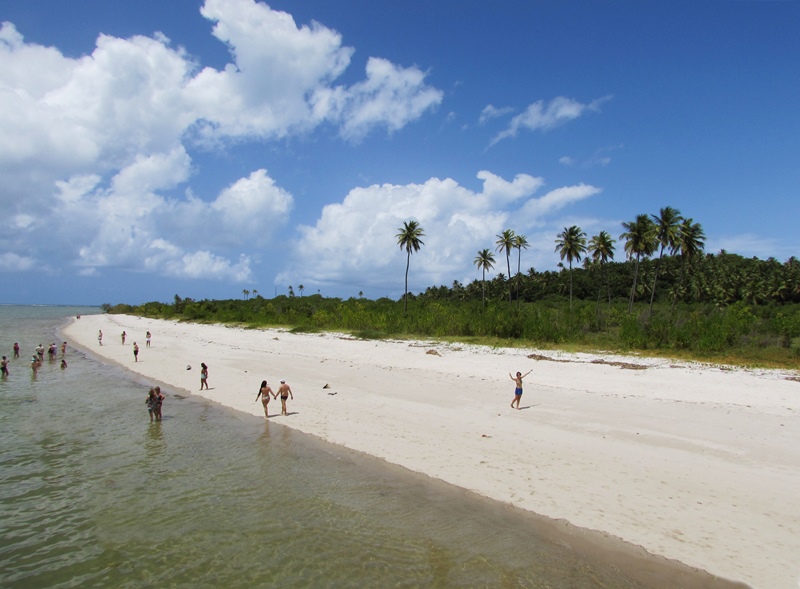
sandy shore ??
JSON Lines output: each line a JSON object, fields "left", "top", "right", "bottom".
{"left": 63, "top": 314, "right": 800, "bottom": 588}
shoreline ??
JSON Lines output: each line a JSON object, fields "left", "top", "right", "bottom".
{"left": 63, "top": 314, "right": 800, "bottom": 588}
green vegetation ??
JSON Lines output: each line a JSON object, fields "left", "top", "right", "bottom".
{"left": 105, "top": 212, "right": 800, "bottom": 370}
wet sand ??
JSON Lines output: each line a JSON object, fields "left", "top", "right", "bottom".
{"left": 63, "top": 314, "right": 800, "bottom": 588}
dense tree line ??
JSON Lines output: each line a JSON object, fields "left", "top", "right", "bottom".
{"left": 106, "top": 209, "right": 800, "bottom": 367}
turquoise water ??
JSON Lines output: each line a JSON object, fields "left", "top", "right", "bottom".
{"left": 0, "top": 306, "right": 733, "bottom": 588}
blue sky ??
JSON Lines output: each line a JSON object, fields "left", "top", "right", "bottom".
{"left": 1, "top": 0, "right": 798, "bottom": 305}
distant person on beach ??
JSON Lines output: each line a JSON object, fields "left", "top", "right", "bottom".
{"left": 154, "top": 386, "right": 164, "bottom": 420}
{"left": 13, "top": 342, "right": 20, "bottom": 358}
{"left": 61, "top": 359, "right": 67, "bottom": 369}
{"left": 146, "top": 331, "right": 151, "bottom": 348}
{"left": 255, "top": 380, "right": 274, "bottom": 418}
{"left": 277, "top": 380, "right": 293, "bottom": 415}
{"left": 61, "top": 342, "right": 67, "bottom": 356}
{"left": 133, "top": 342, "right": 139, "bottom": 362}
{"left": 1, "top": 356, "right": 8, "bottom": 377}
{"left": 121, "top": 331, "right": 126, "bottom": 345}
{"left": 98, "top": 331, "right": 103, "bottom": 346}
{"left": 509, "top": 370, "right": 532, "bottom": 410}
{"left": 200, "top": 363, "right": 209, "bottom": 390}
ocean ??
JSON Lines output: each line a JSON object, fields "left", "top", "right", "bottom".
{"left": 0, "top": 305, "right": 731, "bottom": 588}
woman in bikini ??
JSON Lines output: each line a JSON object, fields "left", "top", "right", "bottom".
{"left": 509, "top": 369, "right": 532, "bottom": 409}
{"left": 255, "top": 380, "right": 275, "bottom": 418}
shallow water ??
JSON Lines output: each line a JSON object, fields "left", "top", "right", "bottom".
{"left": 0, "top": 306, "right": 736, "bottom": 588}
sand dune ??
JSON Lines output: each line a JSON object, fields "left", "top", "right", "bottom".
{"left": 63, "top": 313, "right": 800, "bottom": 588}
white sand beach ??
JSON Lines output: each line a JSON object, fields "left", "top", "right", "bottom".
{"left": 63, "top": 313, "right": 800, "bottom": 589}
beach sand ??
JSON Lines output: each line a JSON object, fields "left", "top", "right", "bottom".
{"left": 63, "top": 314, "right": 800, "bottom": 588}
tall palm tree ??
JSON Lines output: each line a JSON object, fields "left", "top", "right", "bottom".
{"left": 672, "top": 217, "right": 706, "bottom": 311}
{"left": 473, "top": 248, "right": 496, "bottom": 308}
{"left": 396, "top": 220, "right": 425, "bottom": 313}
{"left": 513, "top": 233, "right": 530, "bottom": 307}
{"left": 242, "top": 289, "right": 250, "bottom": 300}
{"left": 554, "top": 225, "right": 587, "bottom": 310}
{"left": 495, "top": 229, "right": 516, "bottom": 304}
{"left": 620, "top": 214, "right": 657, "bottom": 312}
{"left": 648, "top": 206, "right": 683, "bottom": 314}
{"left": 298, "top": 284, "right": 305, "bottom": 297}
{"left": 588, "top": 230, "right": 616, "bottom": 305}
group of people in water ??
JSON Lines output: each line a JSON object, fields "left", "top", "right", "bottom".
{"left": 1, "top": 341, "right": 68, "bottom": 377}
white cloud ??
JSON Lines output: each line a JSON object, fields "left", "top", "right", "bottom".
{"left": 490, "top": 95, "right": 611, "bottom": 146}
{"left": 0, "top": 252, "right": 35, "bottom": 271}
{"left": 0, "top": 0, "right": 442, "bottom": 285}
{"left": 479, "top": 104, "right": 514, "bottom": 124}
{"left": 280, "top": 171, "right": 601, "bottom": 293}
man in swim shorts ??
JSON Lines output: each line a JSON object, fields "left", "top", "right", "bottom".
{"left": 509, "top": 369, "right": 532, "bottom": 410}
{"left": 277, "top": 380, "right": 293, "bottom": 416}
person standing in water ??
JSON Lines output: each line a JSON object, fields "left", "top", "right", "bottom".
{"left": 255, "top": 380, "right": 274, "bottom": 418}
{"left": 277, "top": 380, "right": 293, "bottom": 416}
{"left": 199, "top": 363, "right": 209, "bottom": 390}
{"left": 1, "top": 356, "right": 9, "bottom": 378}
{"left": 154, "top": 386, "right": 165, "bottom": 421}
{"left": 13, "top": 342, "right": 20, "bottom": 358}
{"left": 509, "top": 369, "right": 532, "bottom": 410}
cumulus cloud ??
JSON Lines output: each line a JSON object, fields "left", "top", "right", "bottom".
{"left": 0, "top": 0, "right": 442, "bottom": 285}
{"left": 490, "top": 95, "right": 611, "bottom": 146}
{"left": 280, "top": 171, "right": 601, "bottom": 293}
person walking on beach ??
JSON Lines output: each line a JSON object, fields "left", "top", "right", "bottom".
{"left": 146, "top": 331, "right": 151, "bottom": 348}
{"left": 13, "top": 342, "right": 20, "bottom": 358}
{"left": 1, "top": 356, "right": 9, "bottom": 378}
{"left": 121, "top": 331, "right": 126, "bottom": 345}
{"left": 98, "top": 330, "right": 103, "bottom": 346}
{"left": 255, "top": 380, "right": 274, "bottom": 418}
{"left": 509, "top": 369, "right": 532, "bottom": 410}
{"left": 133, "top": 342, "right": 139, "bottom": 362}
{"left": 199, "top": 363, "right": 209, "bottom": 390}
{"left": 277, "top": 380, "right": 293, "bottom": 416}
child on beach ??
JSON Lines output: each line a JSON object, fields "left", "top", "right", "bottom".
{"left": 509, "top": 370, "right": 532, "bottom": 410}
{"left": 255, "top": 380, "right": 274, "bottom": 417}
{"left": 200, "top": 363, "right": 209, "bottom": 390}
{"left": 146, "top": 388, "right": 157, "bottom": 422}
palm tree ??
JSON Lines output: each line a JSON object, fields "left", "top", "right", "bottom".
{"left": 648, "top": 206, "right": 683, "bottom": 315}
{"left": 298, "top": 284, "right": 305, "bottom": 297}
{"left": 252, "top": 289, "right": 258, "bottom": 298}
{"left": 396, "top": 220, "right": 425, "bottom": 313}
{"left": 554, "top": 225, "right": 587, "bottom": 310}
{"left": 288, "top": 285, "right": 295, "bottom": 297}
{"left": 672, "top": 217, "right": 706, "bottom": 311}
{"left": 242, "top": 289, "right": 250, "bottom": 300}
{"left": 588, "top": 231, "right": 616, "bottom": 305}
{"left": 513, "top": 233, "right": 530, "bottom": 307}
{"left": 495, "top": 229, "right": 516, "bottom": 304}
{"left": 620, "top": 214, "right": 657, "bottom": 312}
{"left": 473, "top": 248, "right": 496, "bottom": 308}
